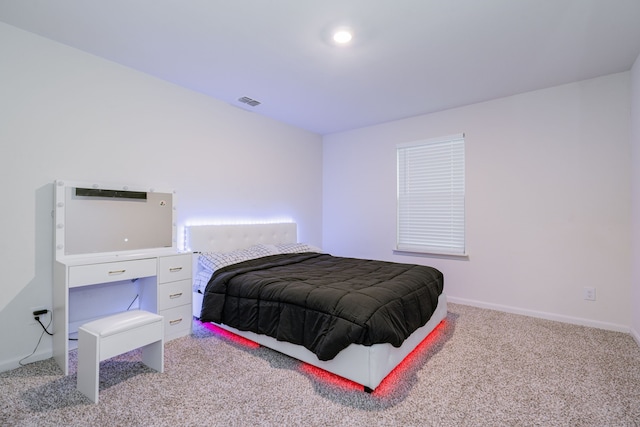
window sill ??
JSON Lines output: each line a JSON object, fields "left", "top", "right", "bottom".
{"left": 393, "top": 249, "right": 469, "bottom": 260}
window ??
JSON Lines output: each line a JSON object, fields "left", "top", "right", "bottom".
{"left": 396, "top": 134, "right": 465, "bottom": 256}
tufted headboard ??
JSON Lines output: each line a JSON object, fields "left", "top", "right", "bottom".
{"left": 185, "top": 223, "right": 297, "bottom": 253}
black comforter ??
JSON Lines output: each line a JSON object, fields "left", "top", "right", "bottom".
{"left": 200, "top": 253, "right": 443, "bottom": 361}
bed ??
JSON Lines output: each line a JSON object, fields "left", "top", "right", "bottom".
{"left": 187, "top": 223, "right": 447, "bottom": 392}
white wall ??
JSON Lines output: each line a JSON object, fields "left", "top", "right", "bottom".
{"left": 323, "top": 72, "right": 631, "bottom": 331}
{"left": 0, "top": 23, "right": 323, "bottom": 371}
{"left": 632, "top": 53, "right": 640, "bottom": 345}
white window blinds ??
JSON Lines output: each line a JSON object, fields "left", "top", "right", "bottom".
{"left": 397, "top": 134, "right": 465, "bottom": 256}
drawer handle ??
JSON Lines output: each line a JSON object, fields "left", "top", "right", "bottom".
{"left": 169, "top": 267, "right": 183, "bottom": 272}
{"left": 169, "top": 318, "right": 183, "bottom": 326}
{"left": 169, "top": 292, "right": 183, "bottom": 299}
{"left": 108, "top": 269, "right": 126, "bottom": 275}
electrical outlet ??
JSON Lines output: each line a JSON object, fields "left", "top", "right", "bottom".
{"left": 29, "top": 306, "right": 48, "bottom": 325}
{"left": 583, "top": 287, "right": 596, "bottom": 301}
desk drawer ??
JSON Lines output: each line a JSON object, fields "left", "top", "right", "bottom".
{"left": 158, "top": 254, "right": 192, "bottom": 283}
{"left": 158, "top": 279, "right": 192, "bottom": 311}
{"left": 160, "top": 304, "right": 192, "bottom": 341}
{"left": 69, "top": 259, "right": 157, "bottom": 288}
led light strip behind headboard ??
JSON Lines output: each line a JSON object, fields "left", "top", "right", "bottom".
{"left": 185, "top": 223, "right": 297, "bottom": 253}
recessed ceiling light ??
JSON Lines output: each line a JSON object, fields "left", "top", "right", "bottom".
{"left": 332, "top": 29, "right": 353, "bottom": 45}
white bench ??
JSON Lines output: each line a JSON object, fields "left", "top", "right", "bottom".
{"left": 77, "top": 310, "right": 164, "bottom": 403}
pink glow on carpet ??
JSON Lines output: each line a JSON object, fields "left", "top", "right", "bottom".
{"left": 300, "top": 320, "right": 447, "bottom": 396}
{"left": 199, "top": 319, "right": 446, "bottom": 396}
{"left": 199, "top": 321, "right": 260, "bottom": 349}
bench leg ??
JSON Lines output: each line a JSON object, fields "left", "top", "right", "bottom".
{"left": 141, "top": 340, "right": 164, "bottom": 373}
{"left": 77, "top": 328, "right": 100, "bottom": 403}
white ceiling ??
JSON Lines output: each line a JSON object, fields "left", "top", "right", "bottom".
{"left": 1, "top": 0, "right": 640, "bottom": 135}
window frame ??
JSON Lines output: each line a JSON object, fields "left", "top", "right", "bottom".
{"left": 396, "top": 133, "right": 466, "bottom": 257}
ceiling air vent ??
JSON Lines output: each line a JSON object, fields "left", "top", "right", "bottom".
{"left": 238, "top": 96, "right": 261, "bottom": 107}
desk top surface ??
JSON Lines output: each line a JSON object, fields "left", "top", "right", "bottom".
{"left": 57, "top": 249, "right": 190, "bottom": 266}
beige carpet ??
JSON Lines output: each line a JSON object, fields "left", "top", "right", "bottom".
{"left": 1, "top": 303, "right": 639, "bottom": 426}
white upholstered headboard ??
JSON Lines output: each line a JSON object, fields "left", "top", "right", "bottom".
{"left": 186, "top": 223, "right": 297, "bottom": 253}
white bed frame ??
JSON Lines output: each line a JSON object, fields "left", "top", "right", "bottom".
{"left": 187, "top": 223, "right": 447, "bottom": 392}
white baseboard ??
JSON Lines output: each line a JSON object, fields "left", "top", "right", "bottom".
{"left": 447, "top": 296, "right": 630, "bottom": 334}
{"left": 0, "top": 348, "right": 53, "bottom": 374}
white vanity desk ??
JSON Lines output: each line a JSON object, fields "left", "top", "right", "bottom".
{"left": 53, "top": 250, "right": 192, "bottom": 375}
{"left": 52, "top": 180, "right": 191, "bottom": 375}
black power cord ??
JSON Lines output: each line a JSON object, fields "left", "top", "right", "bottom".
{"left": 19, "top": 309, "right": 52, "bottom": 366}
{"left": 127, "top": 294, "right": 140, "bottom": 310}
{"left": 35, "top": 315, "right": 53, "bottom": 336}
